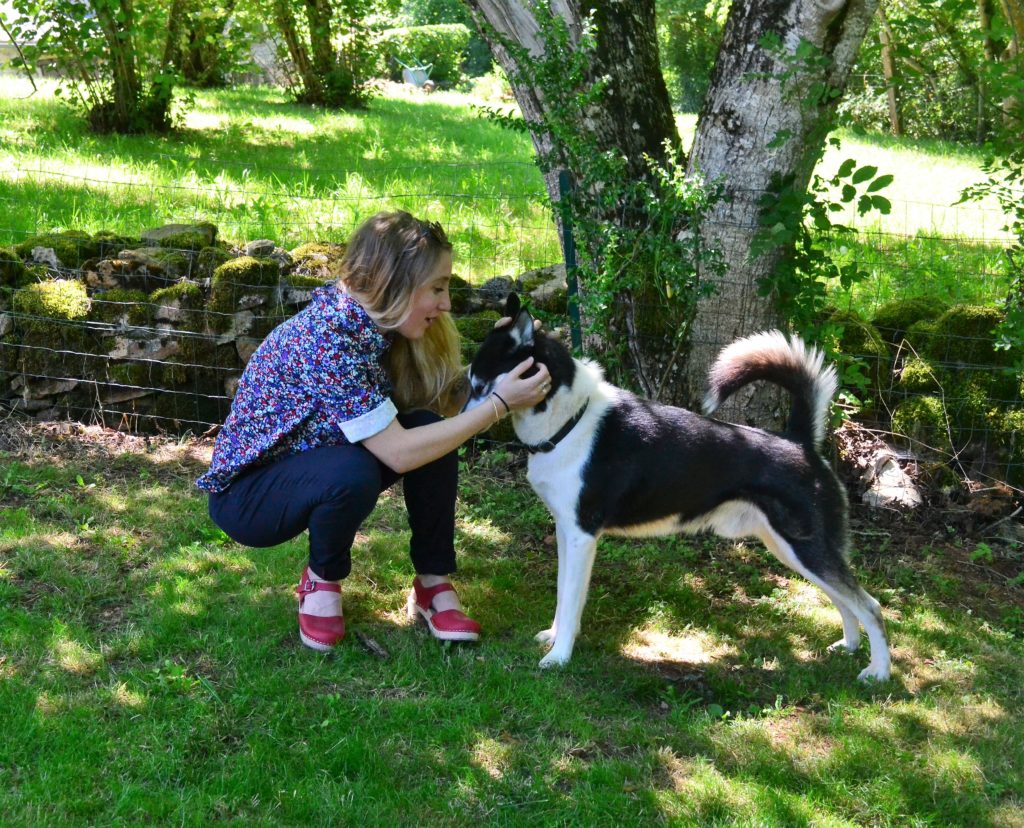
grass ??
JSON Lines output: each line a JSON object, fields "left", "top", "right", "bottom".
{"left": 1, "top": 425, "right": 1023, "bottom": 826}
{"left": 0, "top": 76, "right": 561, "bottom": 281}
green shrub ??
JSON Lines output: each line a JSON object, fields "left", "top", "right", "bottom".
{"left": 13, "top": 279, "right": 91, "bottom": 320}
{"left": 15, "top": 231, "right": 99, "bottom": 269}
{"left": 373, "top": 24, "right": 472, "bottom": 85}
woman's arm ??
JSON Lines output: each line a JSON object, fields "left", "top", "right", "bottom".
{"left": 361, "top": 357, "right": 549, "bottom": 474}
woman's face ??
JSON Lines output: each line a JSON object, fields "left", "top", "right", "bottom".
{"left": 396, "top": 250, "right": 453, "bottom": 340}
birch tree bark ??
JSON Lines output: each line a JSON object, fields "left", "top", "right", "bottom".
{"left": 465, "top": 0, "right": 880, "bottom": 422}
{"left": 682, "top": 0, "right": 879, "bottom": 425}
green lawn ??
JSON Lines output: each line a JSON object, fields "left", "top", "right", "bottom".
{"left": 1, "top": 426, "right": 1022, "bottom": 826}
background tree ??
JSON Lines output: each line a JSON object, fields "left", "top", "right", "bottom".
{"left": 465, "top": 0, "right": 884, "bottom": 423}
{"left": 5, "top": 0, "right": 186, "bottom": 133}
{"left": 266, "top": 0, "right": 377, "bottom": 107}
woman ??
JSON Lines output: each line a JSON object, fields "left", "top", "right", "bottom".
{"left": 196, "top": 211, "right": 550, "bottom": 651}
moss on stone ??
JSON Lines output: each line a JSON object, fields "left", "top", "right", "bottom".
{"left": 196, "top": 246, "right": 233, "bottom": 280}
{"left": 13, "top": 279, "right": 91, "bottom": 321}
{"left": 455, "top": 311, "right": 501, "bottom": 344}
{"left": 290, "top": 241, "right": 346, "bottom": 267}
{"left": 921, "top": 304, "right": 1009, "bottom": 366}
{"left": 158, "top": 231, "right": 211, "bottom": 251}
{"left": 208, "top": 256, "right": 280, "bottom": 329}
{"left": 891, "top": 395, "right": 946, "bottom": 445}
{"left": 897, "top": 357, "right": 941, "bottom": 393}
{"left": 871, "top": 295, "right": 948, "bottom": 342}
{"left": 90, "top": 289, "right": 152, "bottom": 326}
{"left": 15, "top": 230, "right": 99, "bottom": 269}
{"left": 93, "top": 231, "right": 142, "bottom": 256}
{"left": 0, "top": 246, "right": 28, "bottom": 288}
{"left": 286, "top": 273, "right": 333, "bottom": 289}
{"left": 448, "top": 274, "right": 473, "bottom": 314}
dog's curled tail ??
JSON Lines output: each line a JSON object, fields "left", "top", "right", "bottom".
{"left": 702, "top": 330, "right": 837, "bottom": 447}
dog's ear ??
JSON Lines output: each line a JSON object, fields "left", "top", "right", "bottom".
{"left": 503, "top": 292, "right": 521, "bottom": 318}
{"left": 511, "top": 303, "right": 534, "bottom": 348}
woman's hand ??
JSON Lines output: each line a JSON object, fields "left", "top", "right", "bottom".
{"left": 493, "top": 357, "right": 551, "bottom": 411}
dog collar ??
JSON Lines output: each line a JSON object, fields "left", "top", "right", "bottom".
{"left": 525, "top": 400, "right": 590, "bottom": 454}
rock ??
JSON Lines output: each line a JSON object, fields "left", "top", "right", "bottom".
{"left": 31, "top": 247, "right": 61, "bottom": 269}
{"left": 141, "top": 223, "right": 217, "bottom": 248}
{"left": 861, "top": 450, "right": 923, "bottom": 509}
{"left": 477, "top": 277, "right": 514, "bottom": 309}
{"left": 244, "top": 239, "right": 277, "bottom": 257}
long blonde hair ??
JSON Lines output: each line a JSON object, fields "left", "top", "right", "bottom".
{"left": 339, "top": 211, "right": 465, "bottom": 416}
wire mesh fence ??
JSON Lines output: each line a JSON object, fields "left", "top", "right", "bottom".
{"left": 0, "top": 159, "right": 1020, "bottom": 494}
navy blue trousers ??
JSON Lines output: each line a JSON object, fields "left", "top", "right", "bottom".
{"left": 207, "top": 410, "right": 457, "bottom": 581}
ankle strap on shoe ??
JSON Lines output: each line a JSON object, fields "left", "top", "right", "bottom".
{"left": 412, "top": 577, "right": 455, "bottom": 605}
{"left": 297, "top": 575, "right": 341, "bottom": 595}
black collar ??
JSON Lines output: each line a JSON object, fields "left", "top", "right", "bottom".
{"left": 524, "top": 399, "right": 590, "bottom": 454}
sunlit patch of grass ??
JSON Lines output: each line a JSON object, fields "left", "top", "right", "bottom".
{"left": 622, "top": 626, "right": 736, "bottom": 666}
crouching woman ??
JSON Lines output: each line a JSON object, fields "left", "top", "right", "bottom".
{"left": 196, "top": 211, "right": 550, "bottom": 651}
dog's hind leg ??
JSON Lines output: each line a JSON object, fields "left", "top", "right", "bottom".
{"left": 538, "top": 529, "right": 598, "bottom": 668}
{"left": 757, "top": 524, "right": 890, "bottom": 683}
{"left": 536, "top": 521, "right": 570, "bottom": 647}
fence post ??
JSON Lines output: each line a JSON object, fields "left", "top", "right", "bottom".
{"left": 557, "top": 169, "right": 583, "bottom": 355}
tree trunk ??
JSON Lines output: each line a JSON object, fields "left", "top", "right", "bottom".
{"left": 273, "top": 0, "right": 323, "bottom": 103}
{"left": 466, "top": 0, "right": 880, "bottom": 423}
{"left": 878, "top": 5, "right": 902, "bottom": 137}
{"left": 682, "top": 0, "right": 879, "bottom": 426}
{"left": 464, "top": 0, "right": 687, "bottom": 398}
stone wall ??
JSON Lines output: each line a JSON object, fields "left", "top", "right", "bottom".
{"left": 0, "top": 223, "right": 567, "bottom": 433}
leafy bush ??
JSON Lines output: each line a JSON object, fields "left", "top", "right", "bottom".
{"left": 373, "top": 24, "right": 472, "bottom": 86}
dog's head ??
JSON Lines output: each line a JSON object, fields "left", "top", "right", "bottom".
{"left": 464, "top": 293, "right": 572, "bottom": 412}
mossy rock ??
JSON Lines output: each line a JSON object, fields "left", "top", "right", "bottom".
{"left": 196, "top": 246, "right": 233, "bottom": 280}
{"left": 917, "top": 304, "right": 1009, "bottom": 367}
{"left": 891, "top": 395, "right": 946, "bottom": 445}
{"left": 13, "top": 279, "right": 91, "bottom": 321}
{"left": 107, "top": 361, "right": 153, "bottom": 388}
{"left": 208, "top": 256, "right": 280, "bottom": 327}
{"left": 871, "top": 296, "right": 949, "bottom": 343}
{"left": 0, "top": 246, "right": 29, "bottom": 288}
{"left": 285, "top": 273, "right": 333, "bottom": 289}
{"left": 994, "top": 408, "right": 1024, "bottom": 485}
{"left": 290, "top": 242, "right": 346, "bottom": 270}
{"left": 15, "top": 230, "right": 99, "bottom": 269}
{"left": 448, "top": 274, "right": 473, "bottom": 314}
{"left": 11, "top": 321, "right": 101, "bottom": 375}
{"left": 142, "top": 248, "right": 192, "bottom": 278}
{"left": 158, "top": 231, "right": 212, "bottom": 252}
{"left": 90, "top": 289, "right": 152, "bottom": 326}
{"left": 895, "top": 356, "right": 944, "bottom": 396}
{"left": 455, "top": 311, "right": 501, "bottom": 344}
{"left": 93, "top": 231, "right": 142, "bottom": 256}
{"left": 150, "top": 280, "right": 203, "bottom": 304}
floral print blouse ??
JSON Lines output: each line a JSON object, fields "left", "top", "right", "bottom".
{"left": 196, "top": 285, "right": 396, "bottom": 493}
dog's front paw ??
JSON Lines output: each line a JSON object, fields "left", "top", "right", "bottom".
{"left": 535, "top": 627, "right": 556, "bottom": 645}
{"left": 857, "top": 664, "right": 891, "bottom": 683}
{"left": 827, "top": 637, "right": 860, "bottom": 653}
{"left": 538, "top": 650, "right": 570, "bottom": 669}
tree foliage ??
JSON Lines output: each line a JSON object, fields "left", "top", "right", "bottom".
{"left": 4, "top": 0, "right": 184, "bottom": 133}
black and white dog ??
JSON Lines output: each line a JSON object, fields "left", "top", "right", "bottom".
{"left": 466, "top": 294, "right": 890, "bottom": 682}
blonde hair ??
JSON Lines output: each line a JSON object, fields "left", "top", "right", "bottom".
{"left": 339, "top": 211, "right": 465, "bottom": 416}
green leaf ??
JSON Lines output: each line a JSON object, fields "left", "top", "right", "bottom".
{"left": 870, "top": 195, "right": 892, "bottom": 214}
{"left": 842, "top": 184, "right": 856, "bottom": 202}
{"left": 867, "top": 174, "right": 894, "bottom": 192}
{"left": 852, "top": 165, "right": 878, "bottom": 184}
{"left": 837, "top": 159, "right": 856, "bottom": 178}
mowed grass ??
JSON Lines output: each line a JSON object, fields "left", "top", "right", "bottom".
{"left": 0, "top": 76, "right": 1012, "bottom": 301}
{"left": 1, "top": 427, "right": 1022, "bottom": 826}
{"left": 0, "top": 76, "right": 560, "bottom": 281}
